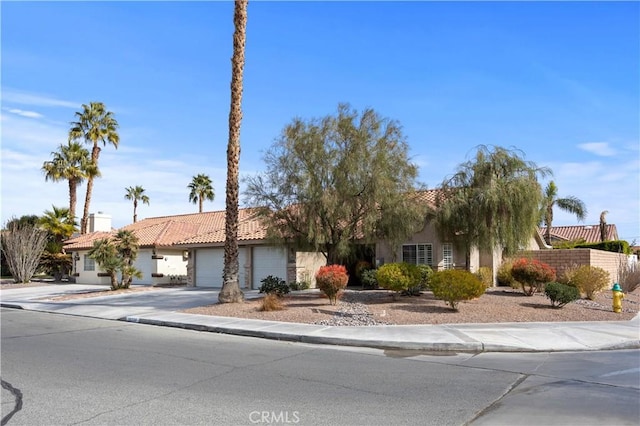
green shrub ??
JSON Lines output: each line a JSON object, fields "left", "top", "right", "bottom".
{"left": 403, "top": 264, "right": 433, "bottom": 296}
{"left": 574, "top": 240, "right": 631, "bottom": 255}
{"left": 544, "top": 282, "right": 580, "bottom": 308}
{"left": 360, "top": 269, "right": 378, "bottom": 290}
{"left": 316, "top": 264, "right": 349, "bottom": 305}
{"left": 354, "top": 260, "right": 372, "bottom": 281}
{"left": 570, "top": 265, "right": 610, "bottom": 300}
{"left": 497, "top": 260, "right": 517, "bottom": 288}
{"left": 289, "top": 280, "right": 310, "bottom": 291}
{"left": 376, "top": 263, "right": 422, "bottom": 298}
{"left": 429, "top": 270, "right": 486, "bottom": 310}
{"left": 259, "top": 275, "right": 290, "bottom": 297}
{"left": 475, "top": 267, "right": 493, "bottom": 288}
{"left": 510, "top": 258, "right": 556, "bottom": 296}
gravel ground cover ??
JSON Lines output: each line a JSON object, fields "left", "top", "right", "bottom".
{"left": 185, "top": 287, "right": 640, "bottom": 326}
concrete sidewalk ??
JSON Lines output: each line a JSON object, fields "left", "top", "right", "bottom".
{"left": 1, "top": 284, "right": 638, "bottom": 353}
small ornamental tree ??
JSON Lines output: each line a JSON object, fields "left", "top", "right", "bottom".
{"left": 316, "top": 264, "right": 348, "bottom": 305}
{"left": 510, "top": 258, "right": 556, "bottom": 296}
{"left": 1, "top": 220, "right": 48, "bottom": 283}
{"left": 376, "top": 263, "right": 422, "bottom": 299}
{"left": 429, "top": 270, "right": 486, "bottom": 311}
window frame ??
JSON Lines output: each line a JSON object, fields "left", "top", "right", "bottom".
{"left": 83, "top": 255, "right": 95, "bottom": 272}
{"left": 402, "top": 243, "right": 433, "bottom": 267}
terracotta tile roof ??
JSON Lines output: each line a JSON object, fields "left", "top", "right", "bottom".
{"left": 63, "top": 231, "right": 114, "bottom": 250}
{"left": 415, "top": 189, "right": 439, "bottom": 208}
{"left": 538, "top": 224, "right": 619, "bottom": 244}
{"left": 64, "top": 208, "right": 267, "bottom": 250}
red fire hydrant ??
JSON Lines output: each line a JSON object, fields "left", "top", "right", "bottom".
{"left": 612, "top": 283, "right": 624, "bottom": 313}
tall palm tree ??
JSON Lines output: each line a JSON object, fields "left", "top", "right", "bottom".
{"left": 541, "top": 181, "right": 587, "bottom": 245}
{"left": 220, "top": 0, "right": 248, "bottom": 304}
{"left": 69, "top": 102, "right": 120, "bottom": 234}
{"left": 42, "top": 141, "right": 96, "bottom": 223}
{"left": 124, "top": 186, "right": 150, "bottom": 223}
{"left": 188, "top": 174, "right": 215, "bottom": 213}
{"left": 39, "top": 205, "right": 76, "bottom": 253}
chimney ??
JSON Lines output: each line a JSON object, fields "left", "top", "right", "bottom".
{"left": 89, "top": 212, "right": 112, "bottom": 232}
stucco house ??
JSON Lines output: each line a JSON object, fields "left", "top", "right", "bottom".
{"left": 375, "top": 189, "right": 552, "bottom": 281}
{"left": 64, "top": 210, "right": 325, "bottom": 289}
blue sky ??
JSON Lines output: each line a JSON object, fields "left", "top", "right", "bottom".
{"left": 1, "top": 1, "right": 639, "bottom": 243}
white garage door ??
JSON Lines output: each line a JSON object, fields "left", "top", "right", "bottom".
{"left": 252, "top": 246, "right": 288, "bottom": 289}
{"left": 195, "top": 248, "right": 246, "bottom": 288}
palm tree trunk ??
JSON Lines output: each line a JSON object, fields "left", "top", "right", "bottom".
{"left": 199, "top": 197, "right": 203, "bottom": 213}
{"left": 133, "top": 199, "right": 138, "bottom": 223}
{"left": 81, "top": 145, "right": 101, "bottom": 234}
{"left": 220, "top": 0, "right": 248, "bottom": 304}
{"left": 81, "top": 177, "right": 94, "bottom": 234}
{"left": 68, "top": 179, "right": 77, "bottom": 224}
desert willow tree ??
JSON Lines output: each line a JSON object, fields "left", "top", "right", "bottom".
{"left": 244, "top": 104, "right": 427, "bottom": 266}
{"left": 541, "top": 180, "right": 587, "bottom": 245}
{"left": 69, "top": 102, "right": 120, "bottom": 234}
{"left": 219, "top": 0, "right": 248, "bottom": 304}
{"left": 1, "top": 219, "right": 49, "bottom": 283}
{"left": 42, "top": 141, "right": 96, "bottom": 224}
{"left": 434, "top": 145, "right": 551, "bottom": 270}
{"left": 188, "top": 174, "right": 215, "bottom": 213}
{"left": 125, "top": 186, "right": 150, "bottom": 223}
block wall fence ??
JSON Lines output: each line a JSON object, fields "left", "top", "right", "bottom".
{"left": 518, "top": 249, "right": 629, "bottom": 285}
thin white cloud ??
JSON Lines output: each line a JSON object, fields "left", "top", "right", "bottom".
{"left": 6, "top": 108, "right": 43, "bottom": 119}
{"left": 2, "top": 88, "right": 79, "bottom": 109}
{"left": 1, "top": 113, "right": 67, "bottom": 153}
{"left": 578, "top": 142, "right": 616, "bottom": 157}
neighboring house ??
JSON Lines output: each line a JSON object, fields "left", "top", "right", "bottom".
{"left": 64, "top": 210, "right": 325, "bottom": 288}
{"left": 538, "top": 224, "right": 619, "bottom": 244}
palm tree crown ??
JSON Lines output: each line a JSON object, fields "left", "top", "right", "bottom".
{"left": 39, "top": 205, "right": 77, "bottom": 253}
{"left": 188, "top": 174, "right": 215, "bottom": 213}
{"left": 125, "top": 186, "right": 150, "bottom": 223}
{"left": 69, "top": 101, "right": 119, "bottom": 234}
{"left": 541, "top": 181, "right": 587, "bottom": 245}
{"left": 42, "top": 141, "right": 97, "bottom": 223}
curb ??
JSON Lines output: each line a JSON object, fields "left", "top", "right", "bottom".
{"left": 125, "top": 315, "right": 486, "bottom": 352}
{"left": 125, "top": 315, "right": 640, "bottom": 353}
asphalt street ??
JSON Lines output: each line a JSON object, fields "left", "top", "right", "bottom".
{"left": 2, "top": 309, "right": 639, "bottom": 426}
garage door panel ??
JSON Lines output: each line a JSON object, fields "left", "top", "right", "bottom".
{"left": 252, "top": 246, "right": 287, "bottom": 289}
{"left": 195, "top": 248, "right": 246, "bottom": 288}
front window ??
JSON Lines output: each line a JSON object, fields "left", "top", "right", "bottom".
{"left": 83, "top": 255, "right": 95, "bottom": 271}
{"left": 443, "top": 243, "right": 453, "bottom": 269}
{"left": 402, "top": 244, "right": 433, "bottom": 266}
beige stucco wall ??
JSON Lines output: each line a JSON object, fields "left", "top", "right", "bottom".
{"left": 375, "top": 221, "right": 478, "bottom": 271}
{"left": 71, "top": 251, "right": 111, "bottom": 285}
{"left": 293, "top": 251, "right": 327, "bottom": 288}
{"left": 70, "top": 248, "right": 188, "bottom": 286}
{"left": 153, "top": 250, "right": 188, "bottom": 285}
